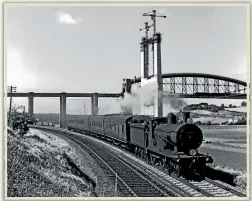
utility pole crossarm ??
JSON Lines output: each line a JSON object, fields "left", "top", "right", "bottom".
{"left": 142, "top": 10, "right": 166, "bottom": 77}
{"left": 139, "top": 22, "right": 153, "bottom": 38}
{"left": 142, "top": 10, "right": 166, "bottom": 35}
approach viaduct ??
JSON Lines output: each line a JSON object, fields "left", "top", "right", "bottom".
{"left": 7, "top": 72, "right": 248, "bottom": 128}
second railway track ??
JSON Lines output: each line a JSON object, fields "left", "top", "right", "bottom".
{"left": 31, "top": 126, "right": 247, "bottom": 198}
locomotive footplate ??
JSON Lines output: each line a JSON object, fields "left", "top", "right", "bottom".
{"left": 174, "top": 154, "right": 213, "bottom": 164}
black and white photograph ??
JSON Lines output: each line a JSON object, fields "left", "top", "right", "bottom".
{"left": 5, "top": 2, "right": 250, "bottom": 198}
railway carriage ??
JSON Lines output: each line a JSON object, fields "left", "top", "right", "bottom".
{"left": 67, "top": 119, "right": 77, "bottom": 129}
{"left": 89, "top": 115, "right": 105, "bottom": 135}
{"left": 77, "top": 115, "right": 91, "bottom": 132}
{"left": 103, "top": 115, "right": 132, "bottom": 145}
{"left": 67, "top": 115, "right": 91, "bottom": 132}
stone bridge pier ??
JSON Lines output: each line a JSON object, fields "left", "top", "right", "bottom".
{"left": 60, "top": 92, "right": 67, "bottom": 128}
{"left": 28, "top": 92, "right": 34, "bottom": 117}
{"left": 26, "top": 92, "right": 100, "bottom": 129}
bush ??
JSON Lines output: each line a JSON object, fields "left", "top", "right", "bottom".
{"left": 241, "top": 101, "right": 247, "bottom": 107}
{"left": 195, "top": 121, "right": 202, "bottom": 125}
{"left": 206, "top": 121, "right": 211, "bottom": 125}
{"left": 235, "top": 118, "right": 247, "bottom": 125}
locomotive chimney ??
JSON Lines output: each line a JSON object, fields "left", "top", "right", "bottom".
{"left": 182, "top": 112, "right": 190, "bottom": 123}
{"left": 167, "top": 113, "right": 177, "bottom": 124}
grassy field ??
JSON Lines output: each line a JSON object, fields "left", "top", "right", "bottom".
{"left": 198, "top": 125, "right": 247, "bottom": 189}
{"left": 193, "top": 117, "right": 228, "bottom": 124}
{"left": 199, "top": 127, "right": 246, "bottom": 172}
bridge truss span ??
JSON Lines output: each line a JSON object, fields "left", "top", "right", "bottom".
{"left": 130, "top": 73, "right": 247, "bottom": 99}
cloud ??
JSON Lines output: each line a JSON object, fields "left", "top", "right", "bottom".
{"left": 7, "top": 47, "right": 36, "bottom": 89}
{"left": 55, "top": 10, "right": 82, "bottom": 25}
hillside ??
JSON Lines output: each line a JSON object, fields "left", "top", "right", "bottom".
{"left": 34, "top": 113, "right": 60, "bottom": 124}
{"left": 225, "top": 107, "right": 247, "bottom": 113}
{"left": 7, "top": 128, "right": 96, "bottom": 197}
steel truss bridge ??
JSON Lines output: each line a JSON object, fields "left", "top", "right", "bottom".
{"left": 130, "top": 73, "right": 248, "bottom": 99}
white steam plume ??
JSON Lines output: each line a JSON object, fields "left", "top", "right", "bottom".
{"left": 119, "top": 82, "right": 187, "bottom": 115}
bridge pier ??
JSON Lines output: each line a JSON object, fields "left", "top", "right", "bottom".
{"left": 140, "top": 33, "right": 163, "bottom": 117}
{"left": 153, "top": 33, "right": 163, "bottom": 117}
{"left": 60, "top": 92, "right": 67, "bottom": 128}
{"left": 28, "top": 92, "right": 34, "bottom": 116}
{"left": 91, "top": 93, "right": 99, "bottom": 115}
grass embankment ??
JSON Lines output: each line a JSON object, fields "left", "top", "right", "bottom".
{"left": 7, "top": 129, "right": 97, "bottom": 197}
{"left": 207, "top": 164, "right": 246, "bottom": 190}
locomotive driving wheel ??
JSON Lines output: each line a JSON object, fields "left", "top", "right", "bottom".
{"left": 166, "top": 159, "right": 173, "bottom": 174}
{"left": 175, "top": 165, "right": 182, "bottom": 177}
{"left": 134, "top": 147, "right": 138, "bottom": 157}
{"left": 139, "top": 149, "right": 143, "bottom": 159}
{"left": 172, "top": 161, "right": 181, "bottom": 176}
{"left": 149, "top": 155, "right": 156, "bottom": 165}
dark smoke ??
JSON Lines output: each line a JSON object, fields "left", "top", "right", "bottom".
{"left": 161, "top": 91, "right": 187, "bottom": 110}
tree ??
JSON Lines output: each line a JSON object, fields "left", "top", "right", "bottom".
{"left": 221, "top": 104, "right": 225, "bottom": 109}
{"left": 206, "top": 121, "right": 211, "bottom": 125}
{"left": 229, "top": 104, "right": 232, "bottom": 108}
{"left": 241, "top": 101, "right": 247, "bottom": 107}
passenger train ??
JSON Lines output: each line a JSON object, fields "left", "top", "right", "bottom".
{"left": 67, "top": 112, "right": 213, "bottom": 179}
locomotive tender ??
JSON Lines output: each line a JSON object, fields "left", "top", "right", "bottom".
{"left": 67, "top": 112, "right": 213, "bottom": 178}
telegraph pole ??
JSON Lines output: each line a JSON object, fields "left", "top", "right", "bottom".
{"left": 23, "top": 105, "right": 26, "bottom": 114}
{"left": 143, "top": 10, "right": 166, "bottom": 76}
{"left": 8, "top": 86, "right": 17, "bottom": 123}
{"left": 84, "top": 105, "right": 86, "bottom": 115}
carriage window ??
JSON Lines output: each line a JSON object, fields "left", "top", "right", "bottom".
{"left": 122, "top": 125, "right": 124, "bottom": 132}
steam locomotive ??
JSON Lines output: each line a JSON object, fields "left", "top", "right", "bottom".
{"left": 67, "top": 112, "right": 213, "bottom": 179}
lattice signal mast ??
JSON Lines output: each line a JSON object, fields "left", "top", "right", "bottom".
{"left": 143, "top": 10, "right": 166, "bottom": 76}
{"left": 140, "top": 22, "right": 152, "bottom": 78}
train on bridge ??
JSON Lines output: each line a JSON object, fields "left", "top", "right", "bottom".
{"left": 67, "top": 112, "right": 213, "bottom": 179}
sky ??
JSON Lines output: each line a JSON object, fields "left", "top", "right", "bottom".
{"left": 6, "top": 5, "right": 248, "bottom": 114}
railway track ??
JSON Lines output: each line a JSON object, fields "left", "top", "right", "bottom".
{"left": 102, "top": 137, "right": 246, "bottom": 197}
{"left": 30, "top": 126, "right": 247, "bottom": 197}
{"left": 67, "top": 135, "right": 174, "bottom": 197}
{"left": 45, "top": 128, "right": 180, "bottom": 197}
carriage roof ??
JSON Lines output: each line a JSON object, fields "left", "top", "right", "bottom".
{"left": 103, "top": 114, "right": 133, "bottom": 122}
